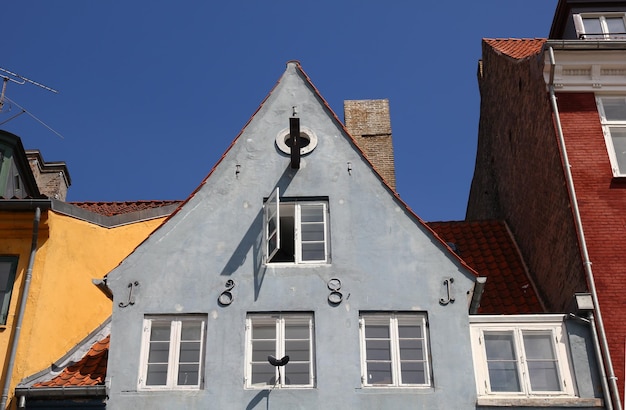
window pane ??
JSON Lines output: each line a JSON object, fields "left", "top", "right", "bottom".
{"left": 300, "top": 223, "right": 325, "bottom": 241}
{"left": 399, "top": 339, "right": 424, "bottom": 361}
{"left": 400, "top": 361, "right": 426, "bottom": 384}
{"left": 285, "top": 340, "right": 310, "bottom": 361}
{"left": 284, "top": 323, "right": 309, "bottom": 339}
{"left": 253, "top": 323, "right": 275, "bottom": 340}
{"left": 179, "top": 341, "right": 201, "bottom": 363}
{"left": 148, "top": 341, "right": 170, "bottom": 363}
{"left": 366, "top": 362, "right": 392, "bottom": 384}
{"left": 610, "top": 127, "right": 626, "bottom": 174}
{"left": 487, "top": 361, "right": 521, "bottom": 392}
{"left": 284, "top": 362, "right": 310, "bottom": 385}
{"left": 146, "top": 363, "right": 168, "bottom": 386}
{"left": 251, "top": 363, "right": 275, "bottom": 385}
{"left": 485, "top": 332, "right": 521, "bottom": 392}
{"left": 181, "top": 321, "right": 202, "bottom": 341}
{"left": 0, "top": 261, "right": 14, "bottom": 291}
{"left": 177, "top": 363, "right": 199, "bottom": 386}
{"left": 366, "top": 339, "right": 391, "bottom": 360}
{"left": 301, "top": 243, "right": 325, "bottom": 261}
{"left": 484, "top": 333, "right": 516, "bottom": 360}
{"left": 606, "top": 17, "right": 626, "bottom": 37}
{"left": 299, "top": 205, "right": 324, "bottom": 222}
{"left": 523, "top": 333, "right": 561, "bottom": 392}
{"left": 364, "top": 324, "right": 390, "bottom": 338}
{"left": 603, "top": 98, "right": 626, "bottom": 121}
{"left": 583, "top": 17, "right": 603, "bottom": 37}
{"left": 398, "top": 324, "right": 422, "bottom": 339}
{"left": 252, "top": 340, "right": 275, "bottom": 361}
{"left": 150, "top": 322, "right": 172, "bottom": 341}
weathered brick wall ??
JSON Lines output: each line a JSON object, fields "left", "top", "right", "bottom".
{"left": 27, "top": 152, "right": 70, "bottom": 201}
{"left": 466, "top": 41, "right": 586, "bottom": 312}
{"left": 558, "top": 92, "right": 626, "bottom": 398}
{"left": 343, "top": 99, "right": 396, "bottom": 190}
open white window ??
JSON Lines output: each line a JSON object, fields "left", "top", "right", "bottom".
{"left": 245, "top": 313, "right": 315, "bottom": 388}
{"left": 359, "top": 312, "right": 431, "bottom": 387}
{"left": 574, "top": 13, "right": 626, "bottom": 39}
{"left": 470, "top": 316, "right": 575, "bottom": 397}
{"left": 139, "top": 316, "right": 206, "bottom": 390}
{"left": 264, "top": 189, "right": 329, "bottom": 264}
{"left": 597, "top": 96, "right": 626, "bottom": 176}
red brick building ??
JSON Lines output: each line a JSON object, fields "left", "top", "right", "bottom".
{"left": 467, "top": 0, "right": 626, "bottom": 407}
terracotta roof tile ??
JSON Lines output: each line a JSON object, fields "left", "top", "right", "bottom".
{"left": 484, "top": 38, "right": 547, "bottom": 59}
{"left": 34, "top": 335, "right": 109, "bottom": 387}
{"left": 427, "top": 220, "right": 544, "bottom": 315}
{"left": 70, "top": 200, "right": 182, "bottom": 216}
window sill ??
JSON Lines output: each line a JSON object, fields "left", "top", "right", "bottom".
{"left": 355, "top": 386, "right": 434, "bottom": 394}
{"left": 476, "top": 396, "right": 603, "bottom": 407}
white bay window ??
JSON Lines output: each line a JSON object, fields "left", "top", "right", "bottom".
{"left": 470, "top": 316, "right": 575, "bottom": 398}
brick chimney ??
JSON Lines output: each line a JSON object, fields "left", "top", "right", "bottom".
{"left": 26, "top": 150, "right": 71, "bottom": 201}
{"left": 343, "top": 99, "right": 396, "bottom": 190}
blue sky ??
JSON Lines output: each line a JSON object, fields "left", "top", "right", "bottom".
{"left": 2, "top": 1, "right": 557, "bottom": 221}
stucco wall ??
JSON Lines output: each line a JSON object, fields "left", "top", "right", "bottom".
{"left": 0, "top": 210, "right": 166, "bottom": 409}
{"left": 106, "top": 63, "right": 478, "bottom": 410}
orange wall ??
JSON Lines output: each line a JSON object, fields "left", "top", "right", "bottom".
{"left": 0, "top": 209, "right": 165, "bottom": 409}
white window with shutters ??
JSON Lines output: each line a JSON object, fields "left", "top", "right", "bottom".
{"left": 470, "top": 315, "right": 575, "bottom": 398}
{"left": 138, "top": 316, "right": 206, "bottom": 390}
{"left": 264, "top": 189, "right": 329, "bottom": 264}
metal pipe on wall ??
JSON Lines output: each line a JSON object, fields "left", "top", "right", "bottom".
{"left": 0, "top": 207, "right": 41, "bottom": 409}
{"left": 548, "top": 46, "right": 622, "bottom": 410}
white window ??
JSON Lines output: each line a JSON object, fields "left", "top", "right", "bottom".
{"left": 245, "top": 313, "right": 315, "bottom": 388}
{"left": 264, "top": 188, "right": 329, "bottom": 264}
{"left": 138, "top": 316, "right": 206, "bottom": 390}
{"left": 597, "top": 96, "right": 626, "bottom": 176}
{"left": 574, "top": 13, "right": 626, "bottom": 39}
{"left": 359, "top": 313, "right": 431, "bottom": 387}
{"left": 470, "top": 316, "right": 575, "bottom": 397}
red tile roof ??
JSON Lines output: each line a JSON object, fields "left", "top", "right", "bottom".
{"left": 34, "top": 335, "right": 109, "bottom": 387}
{"left": 70, "top": 200, "right": 182, "bottom": 216}
{"left": 484, "top": 38, "right": 547, "bottom": 59}
{"left": 427, "top": 220, "right": 544, "bottom": 314}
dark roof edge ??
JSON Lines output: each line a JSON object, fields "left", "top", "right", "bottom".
{"left": 0, "top": 199, "right": 177, "bottom": 227}
{"left": 544, "top": 39, "right": 626, "bottom": 50}
{"left": 52, "top": 200, "right": 179, "bottom": 228}
{"left": 15, "top": 386, "right": 106, "bottom": 399}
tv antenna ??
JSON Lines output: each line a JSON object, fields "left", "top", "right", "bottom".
{"left": 0, "top": 66, "right": 64, "bottom": 139}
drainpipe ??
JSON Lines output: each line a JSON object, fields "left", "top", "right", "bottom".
{"left": 548, "top": 46, "right": 622, "bottom": 410}
{"left": 0, "top": 207, "right": 41, "bottom": 409}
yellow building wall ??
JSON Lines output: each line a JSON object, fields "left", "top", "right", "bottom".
{"left": 0, "top": 209, "right": 166, "bottom": 409}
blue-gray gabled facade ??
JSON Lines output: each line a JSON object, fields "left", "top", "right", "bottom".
{"left": 101, "top": 61, "right": 605, "bottom": 409}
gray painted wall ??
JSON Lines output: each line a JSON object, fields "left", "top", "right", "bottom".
{"left": 104, "top": 62, "right": 603, "bottom": 409}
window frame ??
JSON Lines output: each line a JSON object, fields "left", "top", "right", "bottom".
{"left": 0, "top": 256, "right": 18, "bottom": 326}
{"left": 263, "top": 189, "right": 329, "bottom": 265}
{"left": 245, "top": 313, "right": 315, "bottom": 389}
{"left": 138, "top": 315, "right": 206, "bottom": 390}
{"left": 359, "top": 312, "right": 432, "bottom": 388}
{"left": 596, "top": 96, "right": 626, "bottom": 177}
{"left": 574, "top": 13, "right": 626, "bottom": 39}
{"left": 470, "top": 316, "right": 576, "bottom": 398}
